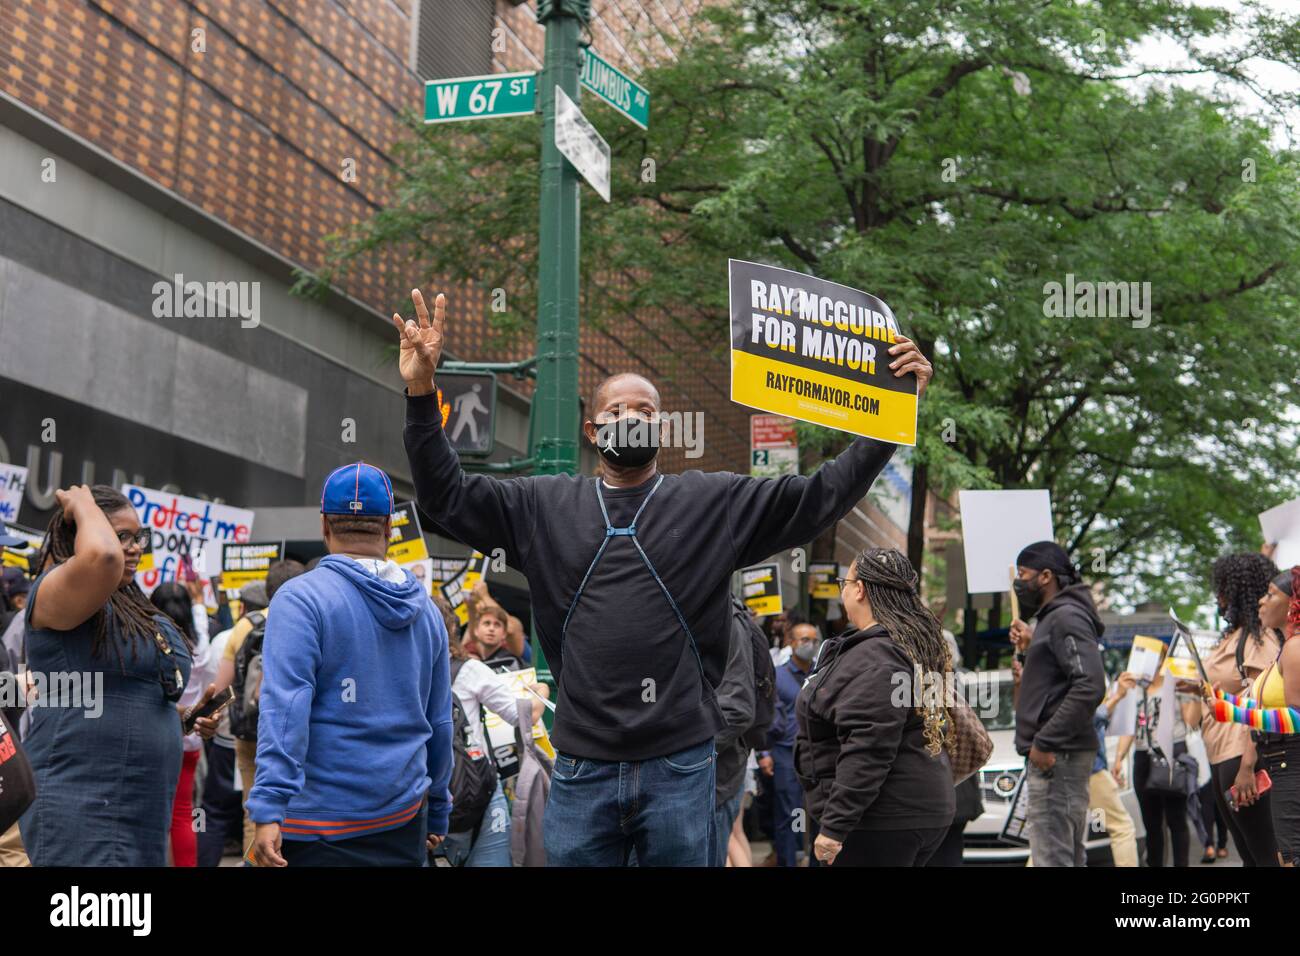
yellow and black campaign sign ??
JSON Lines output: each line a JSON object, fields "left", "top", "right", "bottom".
{"left": 428, "top": 555, "right": 471, "bottom": 589}
{"left": 1, "top": 524, "right": 42, "bottom": 571}
{"left": 808, "top": 562, "right": 841, "bottom": 600}
{"left": 440, "top": 551, "right": 491, "bottom": 626}
{"left": 729, "top": 259, "right": 917, "bottom": 445}
{"left": 387, "top": 501, "right": 430, "bottom": 565}
{"left": 220, "top": 541, "right": 285, "bottom": 590}
{"left": 741, "top": 563, "right": 783, "bottom": 617}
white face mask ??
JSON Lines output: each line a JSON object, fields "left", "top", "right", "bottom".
{"left": 793, "top": 642, "right": 817, "bottom": 663}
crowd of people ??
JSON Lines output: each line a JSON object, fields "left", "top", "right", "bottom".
{"left": 2, "top": 494, "right": 1299, "bottom": 868}
{"left": 0, "top": 288, "right": 1295, "bottom": 868}
{"left": 1007, "top": 546, "right": 1300, "bottom": 868}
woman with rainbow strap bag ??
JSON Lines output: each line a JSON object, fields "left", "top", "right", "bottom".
{"left": 1203, "top": 566, "right": 1300, "bottom": 866}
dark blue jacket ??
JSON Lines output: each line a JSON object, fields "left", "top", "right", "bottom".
{"left": 767, "top": 657, "right": 808, "bottom": 749}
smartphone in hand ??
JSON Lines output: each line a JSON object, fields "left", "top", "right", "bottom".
{"left": 183, "top": 686, "right": 234, "bottom": 735}
{"left": 1228, "top": 769, "right": 1274, "bottom": 811}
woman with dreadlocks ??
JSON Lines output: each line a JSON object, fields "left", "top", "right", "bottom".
{"left": 19, "top": 485, "right": 191, "bottom": 866}
{"left": 1180, "top": 552, "right": 1280, "bottom": 866}
{"left": 794, "top": 547, "right": 955, "bottom": 866}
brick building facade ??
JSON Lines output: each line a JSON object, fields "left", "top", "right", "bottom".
{"left": 0, "top": 0, "right": 915, "bottom": 611}
{"left": 1, "top": 0, "right": 760, "bottom": 473}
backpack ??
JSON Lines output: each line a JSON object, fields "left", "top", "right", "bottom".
{"left": 229, "top": 612, "right": 267, "bottom": 742}
{"left": 447, "top": 659, "right": 499, "bottom": 835}
{"left": 734, "top": 597, "right": 777, "bottom": 750}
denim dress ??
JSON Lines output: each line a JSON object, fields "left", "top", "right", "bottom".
{"left": 19, "top": 571, "right": 191, "bottom": 866}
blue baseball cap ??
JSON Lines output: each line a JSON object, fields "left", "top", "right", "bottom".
{"left": 320, "top": 462, "right": 395, "bottom": 517}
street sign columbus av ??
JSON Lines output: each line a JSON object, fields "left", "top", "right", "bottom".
{"left": 554, "top": 86, "right": 611, "bottom": 202}
{"left": 580, "top": 48, "right": 650, "bottom": 129}
{"left": 424, "top": 72, "right": 537, "bottom": 124}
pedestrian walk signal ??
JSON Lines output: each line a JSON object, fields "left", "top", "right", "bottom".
{"left": 436, "top": 370, "right": 497, "bottom": 456}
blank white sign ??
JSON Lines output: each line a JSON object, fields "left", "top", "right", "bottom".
{"left": 1260, "top": 497, "right": 1300, "bottom": 571}
{"left": 958, "top": 489, "right": 1054, "bottom": 594}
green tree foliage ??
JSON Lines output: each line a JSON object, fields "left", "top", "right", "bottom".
{"left": 298, "top": 0, "right": 1300, "bottom": 605}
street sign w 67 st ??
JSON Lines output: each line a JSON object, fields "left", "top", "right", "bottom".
{"left": 424, "top": 72, "right": 536, "bottom": 124}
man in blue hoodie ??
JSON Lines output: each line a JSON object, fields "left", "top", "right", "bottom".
{"left": 247, "top": 462, "right": 453, "bottom": 866}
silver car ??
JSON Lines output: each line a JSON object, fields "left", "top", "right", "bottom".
{"left": 961, "top": 669, "right": 1145, "bottom": 865}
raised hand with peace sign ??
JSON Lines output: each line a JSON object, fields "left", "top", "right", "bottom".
{"left": 391, "top": 288, "right": 447, "bottom": 397}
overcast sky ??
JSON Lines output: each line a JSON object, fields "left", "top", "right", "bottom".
{"left": 1128, "top": 0, "right": 1300, "bottom": 146}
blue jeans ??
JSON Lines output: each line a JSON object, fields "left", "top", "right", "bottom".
{"left": 544, "top": 737, "right": 716, "bottom": 866}
{"left": 441, "top": 780, "right": 512, "bottom": 867}
{"left": 772, "top": 744, "right": 805, "bottom": 866}
{"left": 712, "top": 779, "right": 744, "bottom": 867}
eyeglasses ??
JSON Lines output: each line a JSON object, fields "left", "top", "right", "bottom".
{"left": 117, "top": 529, "right": 151, "bottom": 549}
{"left": 836, "top": 577, "right": 859, "bottom": 589}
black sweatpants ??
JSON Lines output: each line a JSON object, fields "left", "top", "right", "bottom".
{"left": 832, "top": 826, "right": 947, "bottom": 867}
{"left": 1254, "top": 737, "right": 1298, "bottom": 867}
{"left": 924, "top": 818, "right": 969, "bottom": 867}
{"left": 196, "top": 740, "right": 244, "bottom": 868}
{"left": 1197, "top": 780, "right": 1229, "bottom": 852}
{"left": 1210, "top": 756, "right": 1277, "bottom": 867}
{"left": 1134, "top": 749, "right": 1189, "bottom": 867}
{"left": 281, "top": 802, "right": 428, "bottom": 867}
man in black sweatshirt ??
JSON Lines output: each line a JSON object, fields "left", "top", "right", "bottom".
{"left": 393, "top": 290, "right": 932, "bottom": 866}
{"left": 1010, "top": 541, "right": 1106, "bottom": 867}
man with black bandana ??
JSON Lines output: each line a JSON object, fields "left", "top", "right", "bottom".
{"left": 393, "top": 289, "right": 933, "bottom": 866}
{"left": 1010, "top": 541, "right": 1106, "bottom": 867}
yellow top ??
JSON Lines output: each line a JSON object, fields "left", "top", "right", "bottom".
{"left": 1251, "top": 660, "right": 1287, "bottom": 709}
{"left": 221, "top": 612, "right": 262, "bottom": 664}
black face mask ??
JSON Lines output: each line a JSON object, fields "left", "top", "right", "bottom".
{"left": 593, "top": 416, "right": 660, "bottom": 468}
{"left": 1014, "top": 577, "right": 1044, "bottom": 618}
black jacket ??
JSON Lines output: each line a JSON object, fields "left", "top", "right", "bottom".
{"left": 954, "top": 774, "right": 984, "bottom": 825}
{"left": 794, "top": 625, "right": 956, "bottom": 841}
{"left": 1014, "top": 584, "right": 1106, "bottom": 756}
{"left": 405, "top": 391, "right": 895, "bottom": 762}
{"left": 714, "top": 602, "right": 756, "bottom": 804}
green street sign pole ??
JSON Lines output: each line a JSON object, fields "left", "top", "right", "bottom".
{"left": 529, "top": 0, "right": 588, "bottom": 694}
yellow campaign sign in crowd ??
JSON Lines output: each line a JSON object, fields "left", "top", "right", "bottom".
{"left": 482, "top": 666, "right": 557, "bottom": 764}
{"left": 728, "top": 259, "right": 918, "bottom": 445}
{"left": 220, "top": 542, "right": 285, "bottom": 591}
{"left": 387, "top": 502, "right": 431, "bottom": 565}
{"left": 741, "top": 563, "right": 782, "bottom": 617}
{"left": 440, "top": 551, "right": 491, "bottom": 625}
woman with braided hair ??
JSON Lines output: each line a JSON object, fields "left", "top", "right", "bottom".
{"left": 1181, "top": 552, "right": 1280, "bottom": 866}
{"left": 19, "top": 485, "right": 192, "bottom": 866}
{"left": 794, "top": 547, "right": 955, "bottom": 866}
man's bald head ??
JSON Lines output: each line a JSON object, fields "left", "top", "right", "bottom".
{"left": 589, "top": 373, "right": 661, "bottom": 421}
